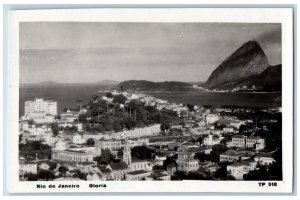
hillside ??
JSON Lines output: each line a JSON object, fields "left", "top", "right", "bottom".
{"left": 205, "top": 40, "right": 270, "bottom": 90}
{"left": 115, "top": 80, "right": 193, "bottom": 92}
{"left": 213, "top": 64, "right": 282, "bottom": 92}
{"left": 256, "top": 64, "right": 282, "bottom": 92}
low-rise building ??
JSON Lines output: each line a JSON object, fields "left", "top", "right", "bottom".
{"left": 254, "top": 151, "right": 276, "bottom": 166}
{"left": 166, "top": 163, "right": 177, "bottom": 176}
{"left": 60, "top": 109, "right": 79, "bottom": 122}
{"left": 227, "top": 160, "right": 257, "bottom": 180}
{"left": 145, "top": 171, "right": 171, "bottom": 181}
{"left": 130, "top": 160, "right": 152, "bottom": 171}
{"left": 177, "top": 145, "right": 199, "bottom": 172}
{"left": 228, "top": 135, "right": 265, "bottom": 150}
{"left": 125, "top": 170, "right": 152, "bottom": 181}
{"left": 72, "top": 133, "right": 85, "bottom": 144}
{"left": 203, "top": 134, "right": 223, "bottom": 146}
{"left": 19, "top": 158, "right": 38, "bottom": 175}
{"left": 220, "top": 150, "right": 244, "bottom": 162}
{"left": 52, "top": 149, "right": 94, "bottom": 163}
{"left": 96, "top": 139, "right": 122, "bottom": 151}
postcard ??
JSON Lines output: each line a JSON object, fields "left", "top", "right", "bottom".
{"left": 6, "top": 7, "right": 294, "bottom": 193}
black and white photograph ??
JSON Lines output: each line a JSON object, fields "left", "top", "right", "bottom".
{"left": 6, "top": 8, "right": 294, "bottom": 193}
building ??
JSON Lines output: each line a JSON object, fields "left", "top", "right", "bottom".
{"left": 87, "top": 172, "right": 108, "bottom": 181}
{"left": 167, "top": 163, "right": 177, "bottom": 176}
{"left": 177, "top": 145, "right": 199, "bottom": 172}
{"left": 205, "top": 114, "right": 220, "bottom": 125}
{"left": 72, "top": 133, "right": 85, "bottom": 144}
{"left": 96, "top": 139, "right": 122, "bottom": 151}
{"left": 60, "top": 109, "right": 79, "bottom": 122}
{"left": 227, "top": 160, "right": 257, "bottom": 180}
{"left": 245, "top": 136, "right": 265, "bottom": 150}
{"left": 125, "top": 170, "right": 152, "bottom": 181}
{"left": 215, "top": 118, "right": 245, "bottom": 129}
{"left": 58, "top": 122, "right": 83, "bottom": 131}
{"left": 145, "top": 171, "right": 171, "bottom": 181}
{"left": 230, "top": 135, "right": 247, "bottom": 147}
{"left": 19, "top": 158, "right": 38, "bottom": 175}
{"left": 127, "top": 138, "right": 149, "bottom": 147}
{"left": 82, "top": 132, "right": 105, "bottom": 141}
{"left": 43, "top": 135, "right": 60, "bottom": 146}
{"left": 122, "top": 124, "right": 161, "bottom": 138}
{"left": 123, "top": 139, "right": 132, "bottom": 165}
{"left": 254, "top": 151, "right": 276, "bottom": 166}
{"left": 130, "top": 160, "right": 152, "bottom": 171}
{"left": 86, "top": 165, "right": 113, "bottom": 181}
{"left": 52, "top": 149, "right": 94, "bottom": 163}
{"left": 228, "top": 135, "right": 265, "bottom": 150}
{"left": 203, "top": 134, "right": 223, "bottom": 146}
{"left": 109, "top": 162, "right": 129, "bottom": 180}
{"left": 24, "top": 98, "right": 57, "bottom": 120}
{"left": 21, "top": 124, "right": 52, "bottom": 136}
{"left": 220, "top": 150, "right": 244, "bottom": 162}
{"left": 54, "top": 140, "right": 69, "bottom": 151}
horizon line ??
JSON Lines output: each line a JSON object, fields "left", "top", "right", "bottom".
{"left": 19, "top": 80, "right": 207, "bottom": 85}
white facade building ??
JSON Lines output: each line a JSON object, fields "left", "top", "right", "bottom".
{"left": 25, "top": 98, "right": 57, "bottom": 117}
{"left": 24, "top": 98, "right": 57, "bottom": 123}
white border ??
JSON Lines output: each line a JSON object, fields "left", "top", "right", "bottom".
{"left": 7, "top": 8, "right": 294, "bottom": 193}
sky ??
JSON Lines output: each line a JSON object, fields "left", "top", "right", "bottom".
{"left": 20, "top": 22, "right": 281, "bottom": 83}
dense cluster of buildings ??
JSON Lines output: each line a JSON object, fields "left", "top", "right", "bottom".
{"left": 19, "top": 93, "right": 280, "bottom": 181}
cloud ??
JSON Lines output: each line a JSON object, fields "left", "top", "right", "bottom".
{"left": 20, "top": 22, "right": 282, "bottom": 83}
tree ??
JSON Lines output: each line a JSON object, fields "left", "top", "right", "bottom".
{"left": 86, "top": 138, "right": 95, "bottom": 146}
{"left": 124, "top": 117, "right": 135, "bottom": 129}
{"left": 48, "top": 162, "right": 57, "bottom": 171}
{"left": 106, "top": 92, "right": 114, "bottom": 98}
{"left": 26, "top": 173, "right": 38, "bottom": 181}
{"left": 58, "top": 166, "right": 68, "bottom": 176}
{"left": 73, "top": 170, "right": 87, "bottom": 180}
{"left": 37, "top": 170, "right": 55, "bottom": 180}
{"left": 113, "top": 94, "right": 127, "bottom": 104}
{"left": 94, "top": 149, "right": 113, "bottom": 164}
{"left": 78, "top": 114, "right": 88, "bottom": 123}
{"left": 105, "top": 124, "right": 114, "bottom": 131}
{"left": 112, "top": 120, "right": 122, "bottom": 132}
{"left": 194, "top": 152, "right": 210, "bottom": 162}
{"left": 51, "top": 122, "right": 59, "bottom": 136}
{"left": 211, "top": 144, "right": 228, "bottom": 163}
{"left": 131, "top": 146, "right": 156, "bottom": 160}
{"left": 187, "top": 104, "right": 195, "bottom": 112}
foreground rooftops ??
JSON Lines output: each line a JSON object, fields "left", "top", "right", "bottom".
{"left": 221, "top": 150, "right": 244, "bottom": 156}
{"left": 127, "top": 170, "right": 149, "bottom": 175}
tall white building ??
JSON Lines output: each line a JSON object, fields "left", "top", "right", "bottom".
{"left": 24, "top": 98, "right": 57, "bottom": 120}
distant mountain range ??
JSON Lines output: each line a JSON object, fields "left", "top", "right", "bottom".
{"left": 115, "top": 80, "right": 193, "bottom": 92}
{"left": 204, "top": 40, "right": 281, "bottom": 92}
{"left": 20, "top": 80, "right": 119, "bottom": 87}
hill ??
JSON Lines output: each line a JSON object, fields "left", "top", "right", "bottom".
{"left": 95, "top": 80, "right": 119, "bottom": 85}
{"left": 205, "top": 40, "right": 270, "bottom": 90}
{"left": 255, "top": 64, "right": 282, "bottom": 92}
{"left": 214, "top": 64, "right": 282, "bottom": 92}
{"left": 115, "top": 80, "right": 193, "bottom": 92}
